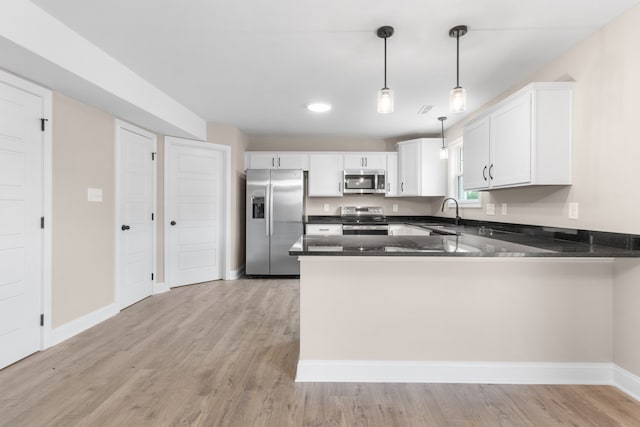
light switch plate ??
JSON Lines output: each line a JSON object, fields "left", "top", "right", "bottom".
{"left": 486, "top": 203, "right": 495, "bottom": 216}
{"left": 501, "top": 203, "right": 508, "bottom": 215}
{"left": 392, "top": 204, "right": 399, "bottom": 212}
{"left": 87, "top": 188, "right": 103, "bottom": 202}
{"left": 568, "top": 202, "right": 579, "bottom": 220}
{"left": 323, "top": 203, "right": 330, "bottom": 212}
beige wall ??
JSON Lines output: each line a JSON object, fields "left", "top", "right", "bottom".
{"left": 439, "top": 4, "right": 640, "bottom": 236}
{"left": 300, "top": 257, "right": 613, "bottom": 362}
{"left": 208, "top": 122, "right": 248, "bottom": 272}
{"left": 248, "top": 135, "right": 435, "bottom": 217}
{"left": 613, "top": 259, "right": 640, "bottom": 375}
{"left": 52, "top": 92, "right": 116, "bottom": 328}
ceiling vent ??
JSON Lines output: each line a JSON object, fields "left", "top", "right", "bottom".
{"left": 417, "top": 105, "right": 433, "bottom": 115}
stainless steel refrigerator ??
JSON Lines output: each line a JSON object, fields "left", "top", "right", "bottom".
{"left": 246, "top": 169, "right": 303, "bottom": 275}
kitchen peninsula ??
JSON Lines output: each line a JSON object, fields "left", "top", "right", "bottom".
{"left": 290, "top": 223, "right": 640, "bottom": 384}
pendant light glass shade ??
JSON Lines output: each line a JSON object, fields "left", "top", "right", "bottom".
{"left": 376, "top": 26, "right": 394, "bottom": 114}
{"left": 440, "top": 146, "right": 449, "bottom": 159}
{"left": 449, "top": 86, "right": 466, "bottom": 113}
{"left": 378, "top": 88, "right": 394, "bottom": 114}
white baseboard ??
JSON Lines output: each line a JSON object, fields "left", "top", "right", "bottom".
{"left": 48, "top": 303, "right": 119, "bottom": 347}
{"left": 153, "top": 281, "right": 169, "bottom": 294}
{"left": 613, "top": 365, "right": 640, "bottom": 401}
{"left": 296, "top": 360, "right": 613, "bottom": 385}
{"left": 227, "top": 265, "right": 245, "bottom": 280}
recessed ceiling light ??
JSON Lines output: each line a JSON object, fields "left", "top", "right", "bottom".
{"left": 307, "top": 103, "right": 332, "bottom": 113}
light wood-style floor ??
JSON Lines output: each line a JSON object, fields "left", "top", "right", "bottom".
{"left": 1, "top": 279, "right": 639, "bottom": 427}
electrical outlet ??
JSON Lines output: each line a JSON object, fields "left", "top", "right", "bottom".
{"left": 392, "top": 204, "right": 399, "bottom": 212}
{"left": 323, "top": 203, "right": 330, "bottom": 212}
{"left": 501, "top": 203, "right": 508, "bottom": 215}
{"left": 87, "top": 188, "right": 103, "bottom": 202}
{"left": 568, "top": 202, "right": 579, "bottom": 220}
{"left": 486, "top": 203, "right": 495, "bottom": 216}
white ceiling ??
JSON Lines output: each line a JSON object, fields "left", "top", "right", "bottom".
{"left": 29, "top": 0, "right": 640, "bottom": 138}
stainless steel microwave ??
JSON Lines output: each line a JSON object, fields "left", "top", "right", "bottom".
{"left": 343, "top": 170, "right": 386, "bottom": 194}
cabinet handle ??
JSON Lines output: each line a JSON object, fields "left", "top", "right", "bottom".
{"left": 361, "top": 157, "right": 364, "bottom": 167}
{"left": 278, "top": 157, "right": 281, "bottom": 167}
{"left": 339, "top": 182, "right": 342, "bottom": 193}
{"left": 401, "top": 182, "right": 404, "bottom": 192}
{"left": 482, "top": 165, "right": 487, "bottom": 181}
{"left": 489, "top": 164, "right": 494, "bottom": 180}
{"left": 272, "top": 157, "right": 275, "bottom": 167}
{"left": 365, "top": 157, "right": 368, "bottom": 167}
{"left": 387, "top": 182, "right": 390, "bottom": 192}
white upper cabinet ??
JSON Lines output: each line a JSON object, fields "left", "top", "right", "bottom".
{"left": 308, "top": 153, "right": 344, "bottom": 197}
{"left": 463, "top": 82, "right": 573, "bottom": 191}
{"left": 245, "top": 152, "right": 309, "bottom": 170}
{"left": 397, "top": 138, "right": 446, "bottom": 197}
{"left": 385, "top": 152, "right": 399, "bottom": 197}
{"left": 343, "top": 153, "right": 387, "bottom": 170}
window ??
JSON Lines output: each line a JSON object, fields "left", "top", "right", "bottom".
{"left": 447, "top": 137, "right": 481, "bottom": 207}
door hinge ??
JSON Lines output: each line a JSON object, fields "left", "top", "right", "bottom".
{"left": 40, "top": 314, "right": 44, "bottom": 327}
{"left": 151, "top": 273, "right": 154, "bottom": 281}
{"left": 151, "top": 152, "right": 156, "bottom": 161}
{"left": 40, "top": 216, "right": 45, "bottom": 229}
{"left": 151, "top": 213, "right": 155, "bottom": 221}
{"left": 40, "top": 118, "right": 48, "bottom": 132}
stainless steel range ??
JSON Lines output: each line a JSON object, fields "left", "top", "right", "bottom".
{"left": 340, "top": 206, "right": 389, "bottom": 235}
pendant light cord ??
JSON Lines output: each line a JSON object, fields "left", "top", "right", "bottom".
{"left": 456, "top": 32, "right": 460, "bottom": 88}
{"left": 384, "top": 36, "right": 388, "bottom": 89}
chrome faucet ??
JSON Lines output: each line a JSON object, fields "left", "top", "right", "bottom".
{"left": 441, "top": 197, "right": 461, "bottom": 227}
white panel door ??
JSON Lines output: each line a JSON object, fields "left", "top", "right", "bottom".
{"left": 308, "top": 154, "right": 344, "bottom": 196}
{"left": 0, "top": 82, "right": 43, "bottom": 369}
{"left": 166, "top": 138, "right": 223, "bottom": 287}
{"left": 117, "top": 123, "right": 155, "bottom": 309}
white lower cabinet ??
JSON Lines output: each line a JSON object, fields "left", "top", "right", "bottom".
{"left": 397, "top": 138, "right": 446, "bottom": 197}
{"left": 463, "top": 82, "right": 573, "bottom": 191}
{"left": 306, "top": 224, "right": 343, "bottom": 235}
{"left": 308, "top": 154, "right": 344, "bottom": 197}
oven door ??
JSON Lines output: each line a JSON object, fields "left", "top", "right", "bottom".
{"left": 342, "top": 225, "right": 389, "bottom": 235}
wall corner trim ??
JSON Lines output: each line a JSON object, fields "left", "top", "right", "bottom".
{"left": 227, "top": 265, "right": 245, "bottom": 281}
{"left": 48, "top": 303, "right": 119, "bottom": 348}
{"left": 153, "top": 282, "right": 169, "bottom": 295}
{"left": 613, "top": 365, "right": 640, "bottom": 401}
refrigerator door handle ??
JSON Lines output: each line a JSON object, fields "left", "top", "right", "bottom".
{"left": 269, "top": 183, "right": 275, "bottom": 236}
{"left": 265, "top": 184, "right": 270, "bottom": 236}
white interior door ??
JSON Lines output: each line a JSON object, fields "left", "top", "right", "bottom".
{"left": 166, "top": 137, "right": 223, "bottom": 287}
{"left": 117, "top": 122, "right": 156, "bottom": 309}
{"left": 0, "top": 81, "right": 43, "bottom": 369}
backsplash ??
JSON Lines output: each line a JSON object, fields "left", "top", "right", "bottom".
{"left": 305, "top": 194, "right": 435, "bottom": 216}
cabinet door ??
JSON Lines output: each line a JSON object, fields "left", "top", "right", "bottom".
{"left": 308, "top": 154, "right": 344, "bottom": 197}
{"left": 419, "top": 139, "right": 447, "bottom": 196}
{"left": 385, "top": 152, "right": 399, "bottom": 197}
{"left": 278, "top": 153, "right": 309, "bottom": 170}
{"left": 343, "top": 154, "right": 367, "bottom": 169}
{"left": 398, "top": 141, "right": 420, "bottom": 196}
{"left": 463, "top": 116, "right": 491, "bottom": 190}
{"left": 362, "top": 153, "right": 387, "bottom": 170}
{"left": 490, "top": 92, "right": 532, "bottom": 187}
{"left": 246, "top": 152, "right": 276, "bottom": 169}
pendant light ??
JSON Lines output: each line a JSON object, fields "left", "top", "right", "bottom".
{"left": 377, "top": 26, "right": 394, "bottom": 114}
{"left": 449, "top": 25, "right": 468, "bottom": 113}
{"left": 438, "top": 116, "right": 448, "bottom": 159}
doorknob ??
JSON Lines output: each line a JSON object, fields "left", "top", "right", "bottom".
{"left": 121, "top": 225, "right": 130, "bottom": 231}
{"left": 170, "top": 221, "right": 176, "bottom": 226}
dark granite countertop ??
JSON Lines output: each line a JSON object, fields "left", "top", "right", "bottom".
{"left": 306, "top": 215, "right": 343, "bottom": 225}
{"left": 291, "top": 223, "right": 640, "bottom": 258}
